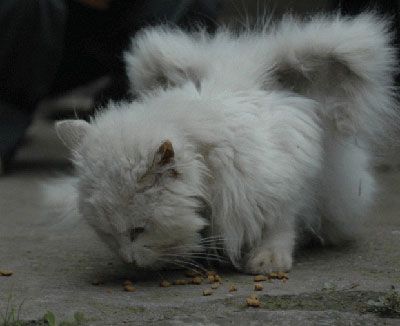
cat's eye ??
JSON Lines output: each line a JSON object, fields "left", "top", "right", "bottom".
{"left": 130, "top": 227, "right": 145, "bottom": 242}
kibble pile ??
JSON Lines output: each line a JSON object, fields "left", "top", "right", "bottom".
{"left": 117, "top": 270, "right": 289, "bottom": 308}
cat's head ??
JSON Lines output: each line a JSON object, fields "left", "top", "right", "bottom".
{"left": 55, "top": 102, "right": 209, "bottom": 269}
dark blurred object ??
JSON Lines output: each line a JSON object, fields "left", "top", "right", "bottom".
{"left": 337, "top": 0, "right": 400, "bottom": 15}
{"left": 0, "top": 0, "right": 220, "bottom": 173}
{"left": 0, "top": 0, "right": 67, "bottom": 172}
{"left": 51, "top": 0, "right": 221, "bottom": 105}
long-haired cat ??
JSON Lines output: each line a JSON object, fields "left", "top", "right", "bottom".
{"left": 52, "top": 13, "right": 398, "bottom": 273}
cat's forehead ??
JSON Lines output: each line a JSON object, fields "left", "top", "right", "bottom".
{"left": 79, "top": 150, "right": 149, "bottom": 186}
{"left": 80, "top": 126, "right": 153, "bottom": 168}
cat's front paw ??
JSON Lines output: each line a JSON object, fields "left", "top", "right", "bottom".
{"left": 245, "top": 247, "right": 293, "bottom": 274}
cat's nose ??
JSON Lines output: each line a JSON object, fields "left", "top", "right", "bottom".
{"left": 129, "top": 227, "right": 145, "bottom": 242}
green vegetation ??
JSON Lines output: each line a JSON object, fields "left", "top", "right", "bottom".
{"left": 1, "top": 296, "right": 87, "bottom": 326}
{"left": 43, "top": 311, "right": 87, "bottom": 326}
{"left": 0, "top": 294, "right": 24, "bottom": 326}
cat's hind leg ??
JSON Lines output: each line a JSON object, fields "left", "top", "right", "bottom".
{"left": 319, "top": 137, "right": 376, "bottom": 244}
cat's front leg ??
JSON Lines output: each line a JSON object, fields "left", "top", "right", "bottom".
{"left": 244, "top": 222, "right": 295, "bottom": 274}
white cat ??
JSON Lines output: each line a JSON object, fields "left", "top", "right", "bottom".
{"left": 53, "top": 13, "right": 397, "bottom": 273}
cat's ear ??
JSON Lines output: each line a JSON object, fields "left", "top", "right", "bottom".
{"left": 153, "top": 140, "right": 179, "bottom": 177}
{"left": 55, "top": 120, "right": 90, "bottom": 150}
{"left": 156, "top": 140, "right": 175, "bottom": 166}
{"left": 125, "top": 27, "right": 204, "bottom": 94}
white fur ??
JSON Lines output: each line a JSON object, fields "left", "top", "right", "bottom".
{"left": 50, "top": 13, "right": 398, "bottom": 273}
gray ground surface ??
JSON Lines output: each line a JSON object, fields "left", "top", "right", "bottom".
{"left": 1, "top": 116, "right": 400, "bottom": 325}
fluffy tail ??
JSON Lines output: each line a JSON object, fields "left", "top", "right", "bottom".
{"left": 267, "top": 13, "right": 398, "bottom": 140}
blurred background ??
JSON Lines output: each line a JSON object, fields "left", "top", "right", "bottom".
{"left": 0, "top": 0, "right": 399, "bottom": 174}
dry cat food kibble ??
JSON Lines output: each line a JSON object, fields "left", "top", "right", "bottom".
{"left": 229, "top": 285, "right": 237, "bottom": 292}
{"left": 203, "top": 289, "right": 213, "bottom": 296}
{"left": 268, "top": 272, "right": 289, "bottom": 280}
{"left": 246, "top": 294, "right": 261, "bottom": 307}
{"left": 123, "top": 280, "right": 133, "bottom": 286}
{"left": 191, "top": 277, "right": 203, "bottom": 285}
{"left": 160, "top": 281, "right": 171, "bottom": 287}
{"left": 254, "top": 275, "right": 268, "bottom": 282}
{"left": 0, "top": 270, "right": 13, "bottom": 277}
{"left": 214, "top": 275, "right": 221, "bottom": 282}
{"left": 211, "top": 282, "right": 220, "bottom": 289}
{"left": 123, "top": 284, "right": 136, "bottom": 292}
{"left": 122, "top": 280, "right": 136, "bottom": 292}
{"left": 173, "top": 279, "right": 189, "bottom": 285}
{"left": 207, "top": 275, "right": 215, "bottom": 283}
{"left": 254, "top": 283, "right": 263, "bottom": 291}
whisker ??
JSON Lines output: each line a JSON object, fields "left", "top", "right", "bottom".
{"left": 162, "top": 244, "right": 205, "bottom": 252}
{"left": 162, "top": 252, "right": 230, "bottom": 264}
{"left": 204, "top": 245, "right": 237, "bottom": 254}
{"left": 164, "top": 253, "right": 228, "bottom": 262}
{"left": 200, "top": 235, "right": 225, "bottom": 240}
{"left": 186, "top": 256, "right": 230, "bottom": 264}
{"left": 199, "top": 237, "right": 226, "bottom": 243}
{"left": 177, "top": 251, "right": 228, "bottom": 260}
{"left": 159, "top": 256, "right": 209, "bottom": 274}
{"left": 156, "top": 257, "right": 204, "bottom": 274}
{"left": 179, "top": 260, "right": 208, "bottom": 274}
{"left": 200, "top": 235, "right": 242, "bottom": 243}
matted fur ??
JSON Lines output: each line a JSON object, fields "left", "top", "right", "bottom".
{"left": 49, "top": 13, "right": 398, "bottom": 273}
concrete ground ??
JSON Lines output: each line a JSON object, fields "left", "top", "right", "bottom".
{"left": 1, "top": 113, "right": 400, "bottom": 325}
